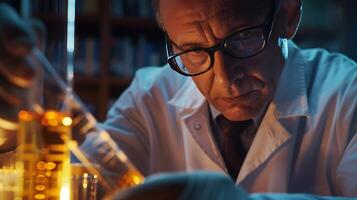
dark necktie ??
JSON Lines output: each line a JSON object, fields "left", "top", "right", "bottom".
{"left": 215, "top": 115, "right": 256, "bottom": 181}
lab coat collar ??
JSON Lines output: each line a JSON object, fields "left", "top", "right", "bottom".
{"left": 168, "top": 77, "right": 206, "bottom": 110}
{"left": 237, "top": 41, "right": 311, "bottom": 183}
{"left": 273, "top": 41, "right": 310, "bottom": 118}
{"left": 168, "top": 79, "right": 226, "bottom": 170}
{"left": 237, "top": 102, "right": 293, "bottom": 184}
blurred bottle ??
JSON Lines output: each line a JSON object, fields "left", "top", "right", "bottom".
{"left": 71, "top": 164, "right": 98, "bottom": 200}
{"left": 17, "top": 110, "right": 72, "bottom": 200}
{"left": 14, "top": 47, "right": 145, "bottom": 199}
{"left": 15, "top": 47, "right": 73, "bottom": 199}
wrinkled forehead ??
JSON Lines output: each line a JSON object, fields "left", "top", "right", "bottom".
{"left": 160, "top": 0, "right": 270, "bottom": 23}
{"left": 159, "top": 0, "right": 271, "bottom": 41}
{"left": 159, "top": 0, "right": 271, "bottom": 43}
{"left": 200, "top": 0, "right": 268, "bottom": 16}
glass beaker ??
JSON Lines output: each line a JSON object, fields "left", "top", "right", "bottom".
{"left": 0, "top": 166, "right": 21, "bottom": 200}
{"left": 71, "top": 164, "right": 98, "bottom": 200}
{"left": 15, "top": 48, "right": 144, "bottom": 199}
{"left": 15, "top": 49, "right": 73, "bottom": 200}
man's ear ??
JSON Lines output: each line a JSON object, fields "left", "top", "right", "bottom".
{"left": 279, "top": 0, "right": 302, "bottom": 39}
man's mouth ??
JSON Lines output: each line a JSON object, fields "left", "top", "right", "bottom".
{"left": 216, "top": 90, "right": 260, "bottom": 105}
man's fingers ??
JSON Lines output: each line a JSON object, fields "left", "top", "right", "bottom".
{"left": 0, "top": 58, "right": 35, "bottom": 88}
{"left": 0, "top": 3, "right": 35, "bottom": 58}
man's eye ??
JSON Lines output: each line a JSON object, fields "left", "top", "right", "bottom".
{"left": 187, "top": 50, "right": 207, "bottom": 60}
{"left": 181, "top": 50, "right": 208, "bottom": 66}
{"left": 191, "top": 50, "right": 205, "bottom": 56}
{"left": 236, "top": 30, "right": 260, "bottom": 40}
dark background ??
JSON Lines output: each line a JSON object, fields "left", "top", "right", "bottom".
{"left": 4, "top": 0, "right": 356, "bottom": 59}
{"left": 2, "top": 0, "right": 356, "bottom": 121}
{"left": 294, "top": 0, "right": 357, "bottom": 60}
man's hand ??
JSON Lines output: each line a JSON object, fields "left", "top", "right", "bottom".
{"left": 114, "top": 171, "right": 250, "bottom": 200}
{"left": 0, "top": 3, "right": 35, "bottom": 58}
{"left": 0, "top": 3, "right": 35, "bottom": 154}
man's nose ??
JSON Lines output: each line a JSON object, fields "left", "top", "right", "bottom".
{"left": 213, "top": 51, "right": 245, "bottom": 90}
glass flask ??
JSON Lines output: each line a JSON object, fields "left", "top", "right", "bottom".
{"left": 15, "top": 48, "right": 144, "bottom": 200}
{"left": 16, "top": 49, "right": 73, "bottom": 200}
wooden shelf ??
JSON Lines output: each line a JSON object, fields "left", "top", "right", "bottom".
{"left": 34, "top": 14, "right": 162, "bottom": 38}
{"left": 34, "top": 14, "right": 101, "bottom": 37}
{"left": 33, "top": 0, "right": 161, "bottom": 121}
{"left": 111, "top": 17, "right": 163, "bottom": 37}
{"left": 73, "top": 75, "right": 133, "bottom": 120}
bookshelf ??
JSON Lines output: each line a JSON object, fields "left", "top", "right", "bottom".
{"left": 29, "top": 0, "right": 165, "bottom": 121}
{"left": 23, "top": 0, "right": 355, "bottom": 121}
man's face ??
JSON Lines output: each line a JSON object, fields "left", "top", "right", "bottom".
{"left": 160, "top": 0, "right": 286, "bottom": 121}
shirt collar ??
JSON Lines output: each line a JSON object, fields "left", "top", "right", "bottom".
{"left": 168, "top": 77, "right": 206, "bottom": 110}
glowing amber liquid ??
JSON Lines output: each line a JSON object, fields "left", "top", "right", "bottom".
{"left": 102, "top": 169, "right": 144, "bottom": 199}
{"left": 17, "top": 110, "right": 72, "bottom": 200}
{"left": 116, "top": 169, "right": 144, "bottom": 189}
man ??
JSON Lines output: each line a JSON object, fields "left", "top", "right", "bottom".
{"left": 0, "top": 0, "right": 354, "bottom": 199}
{"left": 81, "top": 0, "right": 357, "bottom": 199}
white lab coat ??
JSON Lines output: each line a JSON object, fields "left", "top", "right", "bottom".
{"left": 81, "top": 41, "right": 357, "bottom": 198}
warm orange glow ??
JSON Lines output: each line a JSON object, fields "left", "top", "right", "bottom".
{"left": 39, "top": 111, "right": 72, "bottom": 127}
{"left": 45, "top": 162, "right": 56, "bottom": 170}
{"left": 40, "top": 118, "right": 48, "bottom": 126}
{"left": 44, "top": 110, "right": 57, "bottom": 120}
{"left": 45, "top": 171, "right": 52, "bottom": 177}
{"left": 42, "top": 110, "right": 60, "bottom": 126}
{"left": 18, "top": 109, "right": 72, "bottom": 200}
{"left": 36, "top": 175, "right": 46, "bottom": 184}
{"left": 36, "top": 161, "right": 46, "bottom": 170}
{"left": 62, "top": 117, "right": 72, "bottom": 126}
{"left": 35, "top": 185, "right": 46, "bottom": 191}
{"left": 18, "top": 110, "right": 34, "bottom": 122}
{"left": 132, "top": 175, "right": 142, "bottom": 185}
{"left": 34, "top": 193, "right": 46, "bottom": 199}
{"left": 48, "top": 119, "right": 59, "bottom": 126}
{"left": 60, "top": 184, "right": 70, "bottom": 200}
{"left": 82, "top": 173, "right": 88, "bottom": 189}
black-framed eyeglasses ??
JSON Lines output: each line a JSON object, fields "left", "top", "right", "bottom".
{"left": 165, "top": 1, "right": 276, "bottom": 76}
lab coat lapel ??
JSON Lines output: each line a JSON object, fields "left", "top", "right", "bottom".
{"left": 237, "top": 41, "right": 310, "bottom": 184}
{"left": 237, "top": 103, "right": 292, "bottom": 183}
{"left": 168, "top": 79, "right": 225, "bottom": 171}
